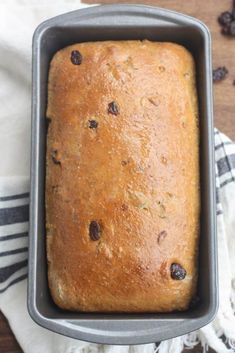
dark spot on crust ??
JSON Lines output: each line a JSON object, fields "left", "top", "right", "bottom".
{"left": 51, "top": 150, "right": 61, "bottom": 165}
{"left": 158, "top": 65, "right": 165, "bottom": 72}
{"left": 121, "top": 159, "right": 130, "bottom": 166}
{"left": 121, "top": 204, "right": 128, "bottom": 211}
{"left": 170, "top": 263, "right": 186, "bottom": 280}
{"left": 157, "top": 230, "right": 167, "bottom": 244}
{"left": 88, "top": 120, "right": 98, "bottom": 129}
{"left": 52, "top": 185, "right": 59, "bottom": 193}
{"left": 148, "top": 97, "right": 159, "bottom": 106}
{"left": 161, "top": 156, "right": 167, "bottom": 165}
{"left": 89, "top": 221, "right": 101, "bottom": 241}
{"left": 156, "top": 200, "right": 166, "bottom": 218}
{"left": 166, "top": 192, "right": 173, "bottom": 198}
{"left": 108, "top": 101, "right": 119, "bottom": 115}
{"left": 71, "top": 50, "right": 82, "bottom": 65}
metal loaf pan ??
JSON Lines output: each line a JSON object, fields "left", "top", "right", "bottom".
{"left": 29, "top": 4, "right": 218, "bottom": 345}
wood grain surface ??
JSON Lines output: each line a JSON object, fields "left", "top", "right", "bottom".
{"left": 1, "top": 0, "right": 234, "bottom": 352}
{"left": 0, "top": 312, "right": 22, "bottom": 353}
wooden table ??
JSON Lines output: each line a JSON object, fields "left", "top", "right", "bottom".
{"left": 1, "top": 1, "right": 234, "bottom": 352}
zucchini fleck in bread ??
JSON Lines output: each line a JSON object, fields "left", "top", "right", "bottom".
{"left": 46, "top": 40, "right": 200, "bottom": 312}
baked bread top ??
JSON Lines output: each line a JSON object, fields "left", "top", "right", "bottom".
{"left": 46, "top": 40, "right": 200, "bottom": 312}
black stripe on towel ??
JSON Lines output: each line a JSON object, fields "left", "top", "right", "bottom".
{"left": 215, "top": 141, "right": 232, "bottom": 151}
{"left": 217, "top": 154, "right": 235, "bottom": 177}
{"left": 0, "top": 232, "right": 28, "bottom": 242}
{"left": 0, "top": 260, "right": 28, "bottom": 283}
{"left": 0, "top": 192, "right": 29, "bottom": 201}
{"left": 0, "top": 205, "right": 29, "bottom": 226}
{"left": 0, "top": 274, "right": 27, "bottom": 293}
{"left": 0, "top": 247, "right": 28, "bottom": 257}
{"left": 220, "top": 176, "right": 235, "bottom": 188}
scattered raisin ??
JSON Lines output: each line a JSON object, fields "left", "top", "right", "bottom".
{"left": 170, "top": 263, "right": 186, "bottom": 280}
{"left": 218, "top": 11, "right": 233, "bottom": 26}
{"left": 108, "top": 101, "right": 119, "bottom": 115}
{"left": 71, "top": 50, "right": 82, "bottom": 65}
{"left": 89, "top": 221, "right": 101, "bottom": 241}
{"left": 222, "top": 24, "right": 231, "bottom": 35}
{"left": 230, "top": 20, "right": 235, "bottom": 34}
{"left": 157, "top": 230, "right": 167, "bottom": 244}
{"left": 88, "top": 120, "right": 98, "bottom": 129}
{"left": 51, "top": 150, "right": 61, "bottom": 165}
{"left": 218, "top": 2, "right": 235, "bottom": 36}
{"left": 233, "top": 0, "right": 235, "bottom": 18}
{"left": 213, "top": 67, "right": 228, "bottom": 82}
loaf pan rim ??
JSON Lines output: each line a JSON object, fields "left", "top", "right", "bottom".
{"left": 29, "top": 3, "right": 218, "bottom": 344}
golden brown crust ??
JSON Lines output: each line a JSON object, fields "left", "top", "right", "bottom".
{"left": 46, "top": 40, "right": 200, "bottom": 312}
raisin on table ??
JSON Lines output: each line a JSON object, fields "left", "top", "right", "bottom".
{"left": 213, "top": 67, "right": 228, "bottom": 82}
{"left": 218, "top": 11, "right": 233, "bottom": 26}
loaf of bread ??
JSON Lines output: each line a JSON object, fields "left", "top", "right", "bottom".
{"left": 46, "top": 40, "right": 200, "bottom": 312}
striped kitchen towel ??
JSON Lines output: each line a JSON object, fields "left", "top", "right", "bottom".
{"left": 0, "top": 128, "right": 235, "bottom": 353}
{"left": 0, "top": 177, "right": 29, "bottom": 294}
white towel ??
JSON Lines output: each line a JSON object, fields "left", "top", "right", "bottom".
{"left": 0, "top": 1, "right": 235, "bottom": 353}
